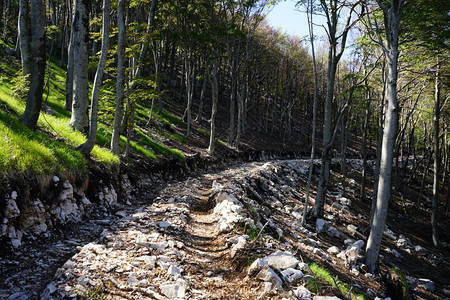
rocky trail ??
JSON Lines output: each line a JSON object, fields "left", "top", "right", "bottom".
{"left": 1, "top": 160, "right": 450, "bottom": 299}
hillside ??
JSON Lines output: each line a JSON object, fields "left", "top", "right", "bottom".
{"left": 0, "top": 37, "right": 449, "bottom": 300}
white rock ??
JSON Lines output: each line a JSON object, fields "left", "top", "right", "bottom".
{"left": 280, "top": 268, "right": 303, "bottom": 283}
{"left": 160, "top": 280, "right": 187, "bottom": 298}
{"left": 347, "top": 224, "right": 358, "bottom": 233}
{"left": 11, "top": 191, "right": 18, "bottom": 200}
{"left": 316, "top": 219, "right": 329, "bottom": 233}
{"left": 167, "top": 265, "right": 182, "bottom": 276}
{"left": 158, "top": 221, "right": 171, "bottom": 228}
{"left": 52, "top": 176, "right": 60, "bottom": 183}
{"left": 127, "top": 274, "right": 139, "bottom": 286}
{"left": 327, "top": 246, "right": 340, "bottom": 254}
{"left": 115, "top": 210, "right": 127, "bottom": 217}
{"left": 298, "top": 262, "right": 310, "bottom": 271}
{"left": 256, "top": 266, "right": 283, "bottom": 290}
{"left": 417, "top": 278, "right": 435, "bottom": 292}
{"left": 5, "top": 199, "right": 20, "bottom": 219}
{"left": 229, "top": 235, "right": 248, "bottom": 258}
{"left": 263, "top": 282, "right": 273, "bottom": 293}
{"left": 294, "top": 286, "right": 312, "bottom": 299}
{"left": 264, "top": 251, "right": 298, "bottom": 270}
{"left": 313, "top": 296, "right": 341, "bottom": 300}
{"left": 137, "top": 256, "right": 156, "bottom": 269}
{"left": 345, "top": 247, "right": 359, "bottom": 265}
{"left": 339, "top": 197, "right": 351, "bottom": 206}
{"left": 248, "top": 258, "right": 269, "bottom": 276}
{"left": 81, "top": 197, "right": 91, "bottom": 206}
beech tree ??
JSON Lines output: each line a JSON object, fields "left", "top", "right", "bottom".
{"left": 78, "top": 0, "right": 110, "bottom": 156}
{"left": 69, "top": 0, "right": 90, "bottom": 133}
{"left": 111, "top": 0, "right": 127, "bottom": 155}
{"left": 314, "top": 0, "right": 362, "bottom": 217}
{"left": 364, "top": 0, "right": 403, "bottom": 275}
{"left": 19, "top": 0, "right": 45, "bottom": 128}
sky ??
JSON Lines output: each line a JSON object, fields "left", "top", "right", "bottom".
{"left": 264, "top": 0, "right": 327, "bottom": 42}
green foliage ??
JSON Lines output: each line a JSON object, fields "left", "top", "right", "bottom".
{"left": 11, "top": 73, "right": 29, "bottom": 101}
{"left": 77, "top": 287, "right": 105, "bottom": 300}
{"left": 247, "top": 226, "right": 260, "bottom": 241}
{"left": 309, "top": 263, "right": 364, "bottom": 299}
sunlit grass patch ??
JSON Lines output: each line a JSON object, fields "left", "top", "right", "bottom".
{"left": 135, "top": 128, "right": 185, "bottom": 162}
{"left": 309, "top": 263, "right": 365, "bottom": 299}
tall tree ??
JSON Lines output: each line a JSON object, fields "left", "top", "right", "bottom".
{"left": 111, "top": 0, "right": 127, "bottom": 155}
{"left": 365, "top": 0, "right": 403, "bottom": 274}
{"left": 18, "top": 0, "right": 31, "bottom": 76}
{"left": 19, "top": 0, "right": 46, "bottom": 128}
{"left": 314, "top": 0, "right": 361, "bottom": 217}
{"left": 78, "top": 0, "right": 110, "bottom": 156}
{"left": 69, "top": 0, "right": 90, "bottom": 133}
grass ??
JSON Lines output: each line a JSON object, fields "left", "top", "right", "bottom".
{"left": 0, "top": 54, "right": 119, "bottom": 176}
{"left": 309, "top": 263, "right": 365, "bottom": 299}
{"left": 135, "top": 127, "right": 185, "bottom": 162}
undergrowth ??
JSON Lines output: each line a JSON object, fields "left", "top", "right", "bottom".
{"left": 309, "top": 263, "right": 365, "bottom": 299}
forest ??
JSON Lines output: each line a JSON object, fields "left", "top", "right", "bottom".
{"left": 0, "top": 0, "right": 449, "bottom": 299}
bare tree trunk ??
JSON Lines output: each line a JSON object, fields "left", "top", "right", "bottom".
{"left": 208, "top": 61, "right": 219, "bottom": 155}
{"left": 78, "top": 0, "right": 110, "bottom": 156}
{"left": 195, "top": 66, "right": 209, "bottom": 124}
{"left": 184, "top": 54, "right": 195, "bottom": 138}
{"left": 432, "top": 61, "right": 441, "bottom": 247}
{"left": 18, "top": 0, "right": 31, "bottom": 76}
{"left": 360, "top": 89, "right": 370, "bottom": 200}
{"left": 313, "top": 0, "right": 358, "bottom": 218}
{"left": 19, "top": 0, "right": 45, "bottom": 128}
{"left": 365, "top": 0, "right": 402, "bottom": 275}
{"left": 69, "top": 0, "right": 90, "bottom": 133}
{"left": 64, "top": 1, "right": 74, "bottom": 111}
{"left": 302, "top": 0, "right": 318, "bottom": 226}
{"left": 111, "top": 0, "right": 126, "bottom": 156}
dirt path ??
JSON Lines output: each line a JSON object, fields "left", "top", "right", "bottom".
{"left": 2, "top": 159, "right": 449, "bottom": 299}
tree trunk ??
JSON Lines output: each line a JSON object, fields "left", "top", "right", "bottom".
{"left": 195, "top": 66, "right": 209, "bottom": 124}
{"left": 111, "top": 0, "right": 126, "bottom": 156}
{"left": 64, "top": 2, "right": 74, "bottom": 111}
{"left": 365, "top": 0, "right": 402, "bottom": 275}
{"left": 19, "top": 0, "right": 45, "bottom": 128}
{"left": 184, "top": 54, "right": 195, "bottom": 138}
{"left": 314, "top": 53, "right": 337, "bottom": 217}
{"left": 78, "top": 0, "right": 110, "bottom": 156}
{"left": 208, "top": 61, "right": 219, "bottom": 155}
{"left": 431, "top": 62, "right": 440, "bottom": 247}
{"left": 18, "top": 0, "right": 31, "bottom": 76}
{"left": 302, "top": 0, "right": 318, "bottom": 226}
{"left": 69, "top": 0, "right": 90, "bottom": 133}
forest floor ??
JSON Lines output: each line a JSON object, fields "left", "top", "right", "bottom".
{"left": 1, "top": 157, "right": 449, "bottom": 299}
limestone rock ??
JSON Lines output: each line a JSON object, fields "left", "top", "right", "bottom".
{"left": 264, "top": 251, "right": 298, "bottom": 270}
{"left": 294, "top": 285, "right": 312, "bottom": 299}
{"left": 228, "top": 235, "right": 248, "bottom": 258}
{"left": 248, "top": 258, "right": 269, "bottom": 276}
{"left": 327, "top": 246, "right": 340, "bottom": 254}
{"left": 417, "top": 278, "right": 435, "bottom": 292}
{"left": 20, "top": 198, "right": 47, "bottom": 234}
{"left": 280, "top": 268, "right": 303, "bottom": 283}
{"left": 160, "top": 279, "right": 187, "bottom": 298}
{"left": 255, "top": 265, "right": 283, "bottom": 290}
{"left": 5, "top": 199, "right": 20, "bottom": 219}
{"left": 316, "top": 218, "right": 329, "bottom": 233}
